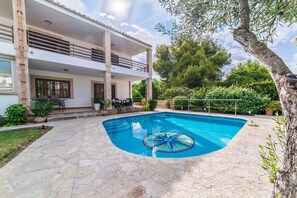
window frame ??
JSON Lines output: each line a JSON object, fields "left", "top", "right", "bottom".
{"left": 35, "top": 78, "right": 71, "bottom": 98}
{"left": 0, "top": 59, "right": 14, "bottom": 93}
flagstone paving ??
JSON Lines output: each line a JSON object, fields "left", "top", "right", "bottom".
{"left": 0, "top": 111, "right": 274, "bottom": 197}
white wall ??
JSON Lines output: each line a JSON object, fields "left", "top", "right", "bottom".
{"left": 29, "top": 69, "right": 130, "bottom": 108}
{"left": 0, "top": 95, "right": 18, "bottom": 116}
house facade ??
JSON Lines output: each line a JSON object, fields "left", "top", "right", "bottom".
{"left": 0, "top": 0, "right": 152, "bottom": 115}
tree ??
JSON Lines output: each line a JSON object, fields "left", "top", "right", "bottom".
{"left": 132, "top": 79, "right": 161, "bottom": 100}
{"left": 224, "top": 59, "right": 272, "bottom": 86}
{"left": 158, "top": 0, "right": 297, "bottom": 197}
{"left": 153, "top": 36, "right": 231, "bottom": 88}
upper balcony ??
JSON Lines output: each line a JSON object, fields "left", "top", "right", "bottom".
{"left": 0, "top": 0, "right": 151, "bottom": 78}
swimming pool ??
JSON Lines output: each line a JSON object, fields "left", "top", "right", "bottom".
{"left": 103, "top": 112, "right": 246, "bottom": 158}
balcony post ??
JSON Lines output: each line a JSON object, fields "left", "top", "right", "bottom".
{"left": 12, "top": 0, "right": 30, "bottom": 106}
{"left": 103, "top": 30, "right": 112, "bottom": 103}
{"left": 146, "top": 48, "right": 153, "bottom": 100}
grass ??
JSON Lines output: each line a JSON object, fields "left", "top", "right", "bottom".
{"left": 0, "top": 127, "right": 51, "bottom": 168}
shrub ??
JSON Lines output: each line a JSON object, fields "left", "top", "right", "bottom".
{"left": 243, "top": 80, "right": 279, "bottom": 100}
{"left": 190, "top": 88, "right": 208, "bottom": 107}
{"left": 141, "top": 98, "right": 147, "bottom": 106}
{"left": 148, "top": 99, "right": 157, "bottom": 111}
{"left": 265, "top": 101, "right": 282, "bottom": 112}
{"left": 205, "top": 86, "right": 270, "bottom": 114}
{"left": 173, "top": 96, "right": 188, "bottom": 110}
{"left": 132, "top": 89, "right": 143, "bottom": 102}
{"left": 162, "top": 87, "right": 192, "bottom": 99}
{"left": 0, "top": 115, "right": 8, "bottom": 127}
{"left": 5, "top": 104, "right": 27, "bottom": 126}
{"left": 143, "top": 105, "right": 150, "bottom": 111}
{"left": 31, "top": 100, "right": 53, "bottom": 117}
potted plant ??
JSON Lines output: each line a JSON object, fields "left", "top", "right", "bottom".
{"left": 92, "top": 97, "right": 102, "bottom": 111}
{"left": 265, "top": 100, "right": 282, "bottom": 116}
{"left": 165, "top": 99, "right": 171, "bottom": 109}
{"left": 31, "top": 100, "right": 53, "bottom": 123}
{"left": 101, "top": 99, "right": 112, "bottom": 116}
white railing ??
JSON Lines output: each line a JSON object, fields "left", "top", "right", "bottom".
{"left": 172, "top": 98, "right": 242, "bottom": 115}
{"left": 0, "top": 23, "right": 13, "bottom": 43}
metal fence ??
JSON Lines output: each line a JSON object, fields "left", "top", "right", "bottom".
{"left": 172, "top": 98, "right": 242, "bottom": 115}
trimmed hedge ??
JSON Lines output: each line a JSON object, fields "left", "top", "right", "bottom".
{"left": 162, "top": 87, "right": 192, "bottom": 99}
{"left": 205, "top": 86, "right": 270, "bottom": 114}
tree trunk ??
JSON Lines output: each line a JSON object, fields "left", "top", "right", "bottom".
{"left": 233, "top": 27, "right": 297, "bottom": 197}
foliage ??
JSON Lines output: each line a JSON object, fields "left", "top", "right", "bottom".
{"left": 148, "top": 99, "right": 157, "bottom": 111}
{"left": 157, "top": 0, "right": 297, "bottom": 42}
{"left": 205, "top": 86, "right": 270, "bottom": 114}
{"left": 190, "top": 88, "right": 208, "bottom": 107}
{"left": 31, "top": 100, "right": 53, "bottom": 117}
{"left": 162, "top": 86, "right": 192, "bottom": 99}
{"left": 132, "top": 89, "right": 143, "bottom": 102}
{"left": 154, "top": 37, "right": 230, "bottom": 89}
{"left": 265, "top": 101, "right": 282, "bottom": 112}
{"left": 4, "top": 104, "right": 27, "bottom": 126}
{"left": 132, "top": 79, "right": 161, "bottom": 100}
{"left": 0, "top": 115, "right": 8, "bottom": 127}
{"left": 243, "top": 80, "right": 279, "bottom": 101}
{"left": 141, "top": 98, "right": 147, "bottom": 106}
{"left": 173, "top": 96, "right": 188, "bottom": 110}
{"left": 224, "top": 60, "right": 273, "bottom": 86}
{"left": 143, "top": 105, "right": 150, "bottom": 111}
{"left": 0, "top": 127, "right": 49, "bottom": 165}
{"left": 259, "top": 116, "right": 286, "bottom": 184}
{"left": 103, "top": 99, "right": 112, "bottom": 110}
{"left": 92, "top": 97, "right": 102, "bottom": 104}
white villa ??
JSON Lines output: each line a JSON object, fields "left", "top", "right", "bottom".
{"left": 0, "top": 0, "right": 153, "bottom": 115}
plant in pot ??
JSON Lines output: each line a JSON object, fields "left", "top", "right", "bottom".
{"left": 265, "top": 100, "right": 282, "bottom": 116}
{"left": 101, "top": 99, "right": 112, "bottom": 116}
{"left": 92, "top": 97, "right": 102, "bottom": 111}
{"left": 31, "top": 100, "right": 53, "bottom": 123}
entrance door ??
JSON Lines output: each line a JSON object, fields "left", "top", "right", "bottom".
{"left": 94, "top": 83, "right": 116, "bottom": 99}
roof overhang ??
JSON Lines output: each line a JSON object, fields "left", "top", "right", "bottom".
{"left": 0, "top": 0, "right": 151, "bottom": 57}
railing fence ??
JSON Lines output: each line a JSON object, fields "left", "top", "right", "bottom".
{"left": 172, "top": 98, "right": 242, "bottom": 115}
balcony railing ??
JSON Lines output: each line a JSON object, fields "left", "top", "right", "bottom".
{"left": 27, "top": 30, "right": 148, "bottom": 72}
{"left": 0, "top": 24, "right": 13, "bottom": 43}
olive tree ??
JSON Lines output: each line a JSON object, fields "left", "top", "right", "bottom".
{"left": 158, "top": 0, "right": 297, "bottom": 197}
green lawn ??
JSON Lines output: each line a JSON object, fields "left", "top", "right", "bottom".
{"left": 0, "top": 127, "right": 50, "bottom": 168}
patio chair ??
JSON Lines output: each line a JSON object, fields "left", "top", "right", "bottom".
{"left": 37, "top": 95, "right": 49, "bottom": 103}
{"left": 50, "top": 95, "right": 64, "bottom": 110}
{"left": 126, "top": 98, "right": 132, "bottom": 106}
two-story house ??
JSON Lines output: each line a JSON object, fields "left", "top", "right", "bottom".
{"left": 0, "top": 0, "right": 153, "bottom": 115}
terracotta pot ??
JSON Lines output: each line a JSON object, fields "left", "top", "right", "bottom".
{"left": 266, "top": 109, "right": 274, "bottom": 116}
{"left": 34, "top": 116, "right": 47, "bottom": 123}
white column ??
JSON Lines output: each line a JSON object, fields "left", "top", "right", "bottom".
{"left": 12, "top": 0, "right": 30, "bottom": 106}
{"left": 146, "top": 48, "right": 153, "bottom": 100}
{"left": 103, "top": 30, "right": 112, "bottom": 101}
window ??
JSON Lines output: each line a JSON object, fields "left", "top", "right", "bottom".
{"left": 35, "top": 78, "right": 71, "bottom": 98}
{"left": 94, "top": 83, "right": 116, "bottom": 99}
{"left": 0, "top": 60, "right": 13, "bottom": 91}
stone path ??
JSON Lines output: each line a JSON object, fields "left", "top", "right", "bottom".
{"left": 0, "top": 111, "right": 274, "bottom": 197}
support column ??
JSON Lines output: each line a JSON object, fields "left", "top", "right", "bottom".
{"left": 103, "top": 30, "right": 112, "bottom": 101}
{"left": 146, "top": 48, "right": 153, "bottom": 100}
{"left": 12, "top": 0, "right": 30, "bottom": 105}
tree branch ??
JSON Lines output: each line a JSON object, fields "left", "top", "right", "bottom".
{"left": 238, "top": 0, "right": 251, "bottom": 30}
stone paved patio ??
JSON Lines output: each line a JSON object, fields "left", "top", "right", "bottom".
{"left": 0, "top": 111, "right": 274, "bottom": 197}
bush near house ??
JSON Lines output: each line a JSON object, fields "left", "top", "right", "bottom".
{"left": 31, "top": 100, "right": 53, "bottom": 117}
{"left": 0, "top": 115, "right": 8, "bottom": 127}
{"left": 4, "top": 104, "right": 27, "bottom": 126}
{"left": 243, "top": 80, "right": 279, "bottom": 101}
{"left": 148, "top": 99, "right": 157, "bottom": 111}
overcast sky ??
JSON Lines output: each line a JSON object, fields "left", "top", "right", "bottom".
{"left": 56, "top": 0, "right": 297, "bottom": 78}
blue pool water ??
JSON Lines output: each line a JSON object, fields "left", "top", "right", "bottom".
{"left": 103, "top": 112, "right": 246, "bottom": 158}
